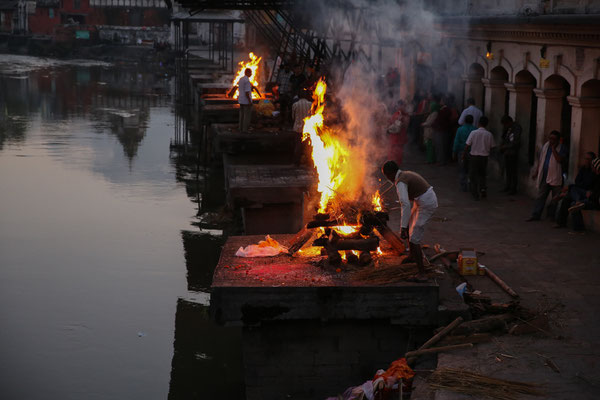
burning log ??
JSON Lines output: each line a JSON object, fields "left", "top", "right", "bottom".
{"left": 359, "top": 251, "right": 372, "bottom": 266}
{"left": 346, "top": 251, "right": 359, "bottom": 264}
{"left": 306, "top": 220, "right": 338, "bottom": 229}
{"left": 359, "top": 210, "right": 389, "bottom": 229}
{"left": 325, "top": 244, "right": 342, "bottom": 266}
{"left": 286, "top": 227, "right": 313, "bottom": 256}
{"left": 314, "top": 236, "right": 379, "bottom": 252}
{"left": 374, "top": 225, "right": 406, "bottom": 254}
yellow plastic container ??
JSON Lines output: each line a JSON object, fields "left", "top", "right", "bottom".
{"left": 458, "top": 249, "right": 478, "bottom": 275}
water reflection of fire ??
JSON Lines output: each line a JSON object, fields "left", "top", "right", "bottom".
{"left": 232, "top": 52, "right": 261, "bottom": 99}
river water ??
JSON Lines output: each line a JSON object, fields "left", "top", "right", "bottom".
{"left": 0, "top": 55, "right": 243, "bottom": 399}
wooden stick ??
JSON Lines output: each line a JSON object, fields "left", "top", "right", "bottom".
{"left": 438, "top": 333, "right": 492, "bottom": 346}
{"left": 407, "top": 317, "right": 463, "bottom": 364}
{"left": 286, "top": 227, "right": 312, "bottom": 255}
{"left": 405, "top": 343, "right": 473, "bottom": 358}
{"left": 428, "top": 251, "right": 450, "bottom": 262}
{"left": 484, "top": 266, "right": 519, "bottom": 298}
{"left": 374, "top": 224, "right": 406, "bottom": 254}
{"left": 306, "top": 220, "right": 338, "bottom": 229}
{"left": 419, "top": 317, "right": 464, "bottom": 350}
{"left": 332, "top": 237, "right": 379, "bottom": 251}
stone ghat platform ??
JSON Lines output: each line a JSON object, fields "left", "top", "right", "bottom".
{"left": 200, "top": 103, "right": 240, "bottom": 124}
{"left": 213, "top": 123, "right": 302, "bottom": 164}
{"left": 211, "top": 234, "right": 439, "bottom": 326}
{"left": 201, "top": 94, "right": 269, "bottom": 105}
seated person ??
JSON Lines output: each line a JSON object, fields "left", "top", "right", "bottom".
{"left": 556, "top": 154, "right": 600, "bottom": 231}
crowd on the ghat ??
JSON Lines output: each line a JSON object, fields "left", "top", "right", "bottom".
{"left": 248, "top": 62, "right": 600, "bottom": 233}
{"left": 376, "top": 84, "right": 600, "bottom": 234}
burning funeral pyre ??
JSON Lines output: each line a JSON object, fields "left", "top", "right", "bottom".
{"left": 231, "top": 52, "right": 262, "bottom": 100}
{"left": 289, "top": 78, "right": 407, "bottom": 266}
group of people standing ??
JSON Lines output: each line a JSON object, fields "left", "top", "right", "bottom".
{"left": 392, "top": 89, "right": 600, "bottom": 231}
{"left": 276, "top": 63, "right": 320, "bottom": 132}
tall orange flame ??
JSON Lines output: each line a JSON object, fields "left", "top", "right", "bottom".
{"left": 372, "top": 190, "right": 383, "bottom": 211}
{"left": 232, "top": 52, "right": 261, "bottom": 99}
{"left": 302, "top": 78, "right": 350, "bottom": 213}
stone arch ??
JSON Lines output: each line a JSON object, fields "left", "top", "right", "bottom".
{"left": 476, "top": 55, "right": 489, "bottom": 76}
{"left": 447, "top": 58, "right": 466, "bottom": 108}
{"left": 574, "top": 79, "right": 600, "bottom": 162}
{"left": 539, "top": 74, "right": 572, "bottom": 163}
{"left": 497, "top": 55, "right": 514, "bottom": 81}
{"left": 515, "top": 69, "right": 537, "bottom": 85}
{"left": 464, "top": 62, "right": 485, "bottom": 109}
{"left": 558, "top": 64, "right": 577, "bottom": 96}
{"left": 581, "top": 78, "right": 600, "bottom": 98}
{"left": 490, "top": 66, "right": 509, "bottom": 82}
{"left": 542, "top": 67, "right": 575, "bottom": 96}
{"left": 449, "top": 46, "right": 468, "bottom": 76}
{"left": 513, "top": 59, "right": 542, "bottom": 88}
{"left": 469, "top": 63, "right": 485, "bottom": 77}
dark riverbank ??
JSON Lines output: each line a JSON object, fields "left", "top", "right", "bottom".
{"left": 0, "top": 39, "right": 175, "bottom": 72}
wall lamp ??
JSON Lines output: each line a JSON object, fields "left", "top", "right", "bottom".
{"left": 485, "top": 41, "right": 494, "bottom": 60}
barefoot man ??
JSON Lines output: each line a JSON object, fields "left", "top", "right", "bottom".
{"left": 382, "top": 160, "right": 438, "bottom": 280}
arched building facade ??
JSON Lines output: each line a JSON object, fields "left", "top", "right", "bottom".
{"left": 412, "top": 12, "right": 600, "bottom": 195}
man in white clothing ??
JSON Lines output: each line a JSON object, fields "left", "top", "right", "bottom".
{"left": 458, "top": 98, "right": 483, "bottom": 127}
{"left": 382, "top": 160, "right": 438, "bottom": 281}
{"left": 237, "top": 68, "right": 253, "bottom": 133}
{"left": 527, "top": 130, "right": 568, "bottom": 221}
{"left": 292, "top": 91, "right": 312, "bottom": 133}
{"left": 464, "top": 116, "right": 495, "bottom": 200}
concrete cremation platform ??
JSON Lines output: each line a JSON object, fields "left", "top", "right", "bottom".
{"left": 197, "top": 82, "right": 234, "bottom": 95}
{"left": 201, "top": 94, "right": 238, "bottom": 105}
{"left": 213, "top": 123, "right": 302, "bottom": 164}
{"left": 211, "top": 234, "right": 439, "bottom": 326}
{"left": 226, "top": 166, "right": 313, "bottom": 234}
{"left": 200, "top": 104, "right": 240, "bottom": 124}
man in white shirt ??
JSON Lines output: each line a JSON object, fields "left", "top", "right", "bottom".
{"left": 237, "top": 68, "right": 253, "bottom": 133}
{"left": 458, "top": 98, "right": 483, "bottom": 127}
{"left": 291, "top": 91, "right": 312, "bottom": 133}
{"left": 464, "top": 116, "right": 495, "bottom": 200}
{"left": 382, "top": 160, "right": 438, "bottom": 281}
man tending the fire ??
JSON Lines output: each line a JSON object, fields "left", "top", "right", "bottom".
{"left": 382, "top": 160, "right": 438, "bottom": 281}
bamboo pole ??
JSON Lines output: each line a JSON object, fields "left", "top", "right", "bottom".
{"left": 407, "top": 316, "right": 464, "bottom": 364}
{"left": 405, "top": 343, "right": 473, "bottom": 358}
{"left": 484, "top": 266, "right": 519, "bottom": 298}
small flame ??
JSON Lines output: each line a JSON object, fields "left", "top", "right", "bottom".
{"left": 297, "top": 247, "right": 322, "bottom": 257}
{"left": 302, "top": 78, "right": 350, "bottom": 213}
{"left": 372, "top": 190, "right": 383, "bottom": 211}
{"left": 332, "top": 225, "right": 359, "bottom": 235}
{"left": 376, "top": 247, "right": 383, "bottom": 255}
{"left": 232, "top": 52, "right": 261, "bottom": 99}
{"left": 351, "top": 250, "right": 360, "bottom": 257}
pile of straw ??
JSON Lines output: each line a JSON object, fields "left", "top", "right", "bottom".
{"left": 349, "top": 262, "right": 434, "bottom": 285}
{"left": 428, "top": 368, "right": 544, "bottom": 399}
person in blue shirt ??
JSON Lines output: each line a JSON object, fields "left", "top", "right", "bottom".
{"left": 453, "top": 114, "right": 476, "bottom": 192}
